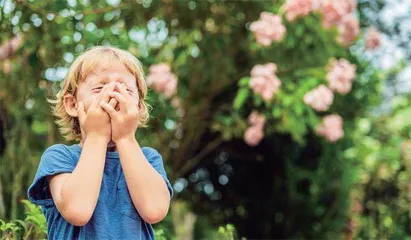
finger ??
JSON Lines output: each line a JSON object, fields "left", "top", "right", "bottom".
{"left": 100, "top": 101, "right": 117, "bottom": 118}
{"left": 116, "top": 82, "right": 133, "bottom": 101}
{"left": 90, "top": 84, "right": 110, "bottom": 109}
{"left": 96, "top": 83, "right": 111, "bottom": 102}
{"left": 108, "top": 92, "right": 127, "bottom": 111}
{"left": 108, "top": 97, "right": 118, "bottom": 109}
{"left": 117, "top": 82, "right": 136, "bottom": 109}
{"left": 77, "top": 101, "right": 86, "bottom": 123}
{"left": 102, "top": 82, "right": 116, "bottom": 103}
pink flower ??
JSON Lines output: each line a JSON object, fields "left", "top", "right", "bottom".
{"left": 248, "top": 111, "right": 266, "bottom": 127}
{"left": 250, "top": 12, "right": 286, "bottom": 46}
{"left": 244, "top": 125, "right": 264, "bottom": 146}
{"left": 146, "top": 63, "right": 178, "bottom": 98}
{"left": 282, "top": 0, "right": 313, "bottom": 22}
{"left": 337, "top": 15, "right": 360, "bottom": 47}
{"left": 148, "top": 63, "right": 171, "bottom": 74}
{"left": 171, "top": 97, "right": 181, "bottom": 109}
{"left": 0, "top": 35, "right": 22, "bottom": 61}
{"left": 319, "top": 0, "right": 357, "bottom": 29}
{"left": 316, "top": 114, "right": 344, "bottom": 142}
{"left": 251, "top": 63, "right": 277, "bottom": 76}
{"left": 244, "top": 111, "right": 266, "bottom": 146}
{"left": 249, "top": 63, "right": 282, "bottom": 101}
{"left": 326, "top": 59, "right": 356, "bottom": 94}
{"left": 303, "top": 85, "right": 334, "bottom": 111}
{"left": 365, "top": 26, "right": 381, "bottom": 50}
{"left": 317, "top": 0, "right": 359, "bottom": 47}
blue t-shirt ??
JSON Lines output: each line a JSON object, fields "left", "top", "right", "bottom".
{"left": 27, "top": 144, "right": 173, "bottom": 240}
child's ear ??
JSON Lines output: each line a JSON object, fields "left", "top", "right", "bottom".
{"left": 63, "top": 94, "right": 78, "bottom": 117}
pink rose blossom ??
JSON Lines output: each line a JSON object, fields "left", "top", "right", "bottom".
{"left": 250, "top": 12, "right": 286, "bottom": 46}
{"left": 146, "top": 63, "right": 178, "bottom": 98}
{"left": 337, "top": 15, "right": 360, "bottom": 47}
{"left": 244, "top": 111, "right": 266, "bottom": 146}
{"left": 0, "top": 35, "right": 22, "bottom": 61}
{"left": 148, "top": 63, "right": 171, "bottom": 74}
{"left": 319, "top": 0, "right": 357, "bottom": 29}
{"left": 244, "top": 125, "right": 264, "bottom": 146}
{"left": 248, "top": 111, "right": 266, "bottom": 127}
{"left": 303, "top": 85, "right": 334, "bottom": 111}
{"left": 317, "top": 0, "right": 359, "bottom": 47}
{"left": 282, "top": 0, "right": 313, "bottom": 22}
{"left": 316, "top": 114, "right": 344, "bottom": 142}
{"left": 326, "top": 59, "right": 356, "bottom": 94}
{"left": 171, "top": 97, "right": 182, "bottom": 109}
{"left": 365, "top": 26, "right": 381, "bottom": 50}
{"left": 249, "top": 63, "right": 282, "bottom": 101}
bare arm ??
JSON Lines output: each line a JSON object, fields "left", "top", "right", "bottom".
{"left": 47, "top": 136, "right": 107, "bottom": 226}
{"left": 47, "top": 83, "right": 116, "bottom": 226}
{"left": 100, "top": 82, "right": 170, "bottom": 224}
{"left": 117, "top": 137, "right": 170, "bottom": 224}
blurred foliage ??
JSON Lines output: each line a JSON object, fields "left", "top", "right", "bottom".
{"left": 0, "top": 0, "right": 410, "bottom": 239}
{"left": 0, "top": 200, "right": 240, "bottom": 240}
{"left": 0, "top": 200, "right": 46, "bottom": 240}
{"left": 344, "top": 95, "right": 411, "bottom": 239}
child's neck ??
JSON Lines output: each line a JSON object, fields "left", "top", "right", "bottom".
{"left": 79, "top": 139, "right": 118, "bottom": 152}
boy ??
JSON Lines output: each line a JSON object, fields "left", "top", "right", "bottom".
{"left": 27, "top": 46, "right": 173, "bottom": 239}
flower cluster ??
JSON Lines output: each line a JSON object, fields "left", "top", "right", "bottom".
{"left": 146, "top": 63, "right": 178, "bottom": 99}
{"left": 365, "top": 26, "right": 382, "bottom": 50}
{"left": 316, "top": 114, "right": 344, "bottom": 142}
{"left": 249, "top": 63, "right": 282, "bottom": 101}
{"left": 250, "top": 12, "right": 286, "bottom": 46}
{"left": 244, "top": 111, "right": 266, "bottom": 146}
{"left": 319, "top": 0, "right": 359, "bottom": 46}
{"left": 282, "top": 0, "right": 313, "bottom": 22}
{"left": 303, "top": 84, "right": 334, "bottom": 111}
{"left": 326, "top": 58, "right": 357, "bottom": 94}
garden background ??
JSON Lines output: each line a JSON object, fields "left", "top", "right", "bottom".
{"left": 0, "top": 0, "right": 410, "bottom": 239}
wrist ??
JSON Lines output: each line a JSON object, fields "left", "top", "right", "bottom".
{"left": 115, "top": 135, "right": 136, "bottom": 146}
{"left": 86, "top": 133, "right": 110, "bottom": 144}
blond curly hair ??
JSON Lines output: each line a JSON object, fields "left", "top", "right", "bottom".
{"left": 50, "top": 46, "right": 150, "bottom": 142}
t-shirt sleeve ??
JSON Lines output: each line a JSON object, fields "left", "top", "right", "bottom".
{"left": 144, "top": 147, "right": 174, "bottom": 199}
{"left": 27, "top": 144, "right": 77, "bottom": 207}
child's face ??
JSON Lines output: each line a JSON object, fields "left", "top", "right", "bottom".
{"left": 76, "top": 59, "right": 139, "bottom": 112}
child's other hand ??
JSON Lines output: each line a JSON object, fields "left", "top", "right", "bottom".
{"left": 100, "top": 82, "right": 139, "bottom": 143}
{"left": 77, "top": 82, "right": 117, "bottom": 143}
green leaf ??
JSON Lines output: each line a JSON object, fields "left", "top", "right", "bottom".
{"left": 283, "top": 96, "right": 293, "bottom": 107}
{"left": 233, "top": 88, "right": 250, "bottom": 110}
{"left": 272, "top": 107, "right": 281, "bottom": 118}
{"left": 254, "top": 95, "right": 263, "bottom": 106}
{"left": 238, "top": 77, "right": 250, "bottom": 87}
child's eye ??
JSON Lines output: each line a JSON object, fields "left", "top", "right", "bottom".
{"left": 92, "top": 87, "right": 103, "bottom": 92}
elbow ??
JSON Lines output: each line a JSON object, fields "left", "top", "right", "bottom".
{"left": 59, "top": 203, "right": 94, "bottom": 226}
{"left": 141, "top": 206, "right": 169, "bottom": 224}
{"left": 67, "top": 216, "right": 90, "bottom": 227}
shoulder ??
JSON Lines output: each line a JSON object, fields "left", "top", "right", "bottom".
{"left": 42, "top": 144, "right": 72, "bottom": 157}
{"left": 40, "top": 144, "right": 79, "bottom": 164}
{"left": 141, "top": 146, "right": 161, "bottom": 158}
{"left": 44, "top": 144, "right": 71, "bottom": 153}
{"left": 141, "top": 147, "right": 163, "bottom": 162}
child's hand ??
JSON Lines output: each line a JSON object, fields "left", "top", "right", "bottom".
{"left": 100, "top": 82, "right": 139, "bottom": 143}
{"left": 77, "top": 82, "right": 117, "bottom": 143}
